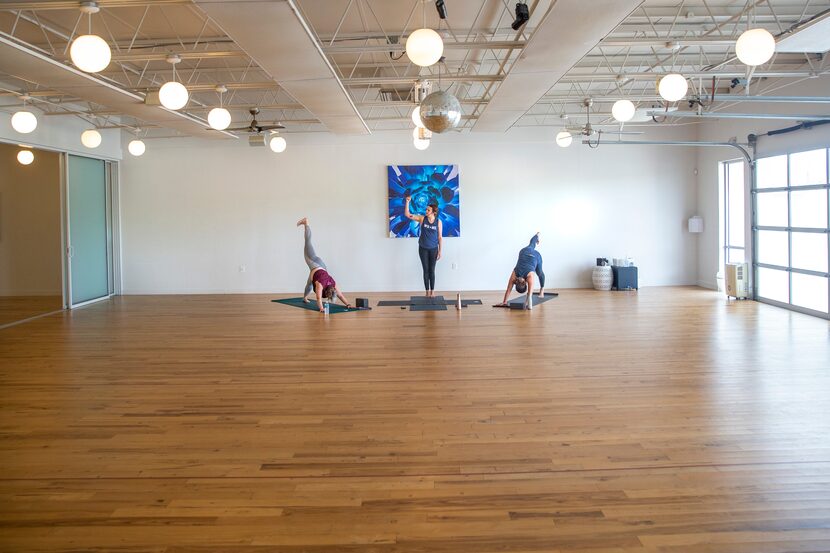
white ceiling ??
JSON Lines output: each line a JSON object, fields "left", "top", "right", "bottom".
{"left": 0, "top": 0, "right": 827, "bottom": 139}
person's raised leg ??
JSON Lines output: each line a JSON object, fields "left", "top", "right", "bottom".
{"left": 298, "top": 217, "right": 326, "bottom": 271}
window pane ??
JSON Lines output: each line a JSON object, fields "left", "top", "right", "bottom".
{"left": 758, "top": 230, "right": 789, "bottom": 267}
{"left": 727, "top": 166, "right": 745, "bottom": 246}
{"left": 758, "top": 267, "right": 789, "bottom": 303}
{"left": 728, "top": 248, "right": 745, "bottom": 263}
{"left": 791, "top": 232, "right": 828, "bottom": 273}
{"left": 790, "top": 149, "right": 828, "bottom": 186}
{"left": 756, "top": 155, "right": 787, "bottom": 189}
{"left": 791, "top": 189, "right": 828, "bottom": 229}
{"left": 756, "top": 191, "right": 788, "bottom": 227}
{"left": 792, "top": 273, "right": 829, "bottom": 313}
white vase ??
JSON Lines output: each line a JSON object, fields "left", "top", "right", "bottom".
{"left": 592, "top": 265, "right": 613, "bottom": 291}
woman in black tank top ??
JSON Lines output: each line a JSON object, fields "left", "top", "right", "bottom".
{"left": 403, "top": 195, "right": 443, "bottom": 297}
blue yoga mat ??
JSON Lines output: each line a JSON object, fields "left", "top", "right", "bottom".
{"left": 271, "top": 297, "right": 359, "bottom": 313}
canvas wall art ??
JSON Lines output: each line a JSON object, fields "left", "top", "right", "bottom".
{"left": 388, "top": 164, "right": 460, "bottom": 238}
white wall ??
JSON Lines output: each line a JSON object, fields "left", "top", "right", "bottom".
{"left": 120, "top": 125, "right": 700, "bottom": 294}
{"left": 695, "top": 78, "right": 830, "bottom": 289}
{"left": 0, "top": 143, "right": 63, "bottom": 296}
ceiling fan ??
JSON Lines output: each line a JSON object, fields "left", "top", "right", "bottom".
{"left": 562, "top": 98, "right": 643, "bottom": 137}
{"left": 217, "top": 107, "right": 285, "bottom": 134}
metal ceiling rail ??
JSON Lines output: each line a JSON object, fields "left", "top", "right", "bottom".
{"left": 322, "top": 40, "right": 526, "bottom": 54}
{"left": 110, "top": 51, "right": 247, "bottom": 62}
{"left": 1, "top": 0, "right": 189, "bottom": 8}
{"left": 561, "top": 71, "right": 828, "bottom": 80}
{"left": 344, "top": 75, "right": 503, "bottom": 86}
{"left": 665, "top": 112, "right": 830, "bottom": 121}
{"left": 590, "top": 139, "right": 753, "bottom": 164}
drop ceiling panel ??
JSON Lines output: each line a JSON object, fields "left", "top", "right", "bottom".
{"left": 195, "top": 0, "right": 369, "bottom": 135}
{"left": 473, "top": 0, "right": 642, "bottom": 132}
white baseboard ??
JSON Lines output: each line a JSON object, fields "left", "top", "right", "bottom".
{"left": 697, "top": 279, "right": 717, "bottom": 290}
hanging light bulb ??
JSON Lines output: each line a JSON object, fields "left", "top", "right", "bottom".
{"left": 208, "top": 85, "right": 231, "bottom": 130}
{"left": 413, "top": 126, "right": 431, "bottom": 150}
{"left": 17, "top": 149, "right": 34, "bottom": 165}
{"left": 11, "top": 110, "right": 37, "bottom": 134}
{"left": 81, "top": 129, "right": 102, "bottom": 148}
{"left": 736, "top": 28, "right": 775, "bottom": 66}
{"left": 658, "top": 73, "right": 688, "bottom": 102}
{"left": 128, "top": 139, "right": 145, "bottom": 156}
{"left": 269, "top": 135, "right": 287, "bottom": 153}
{"left": 611, "top": 99, "right": 636, "bottom": 122}
{"left": 406, "top": 28, "right": 444, "bottom": 67}
{"left": 555, "top": 131, "right": 572, "bottom": 148}
{"left": 208, "top": 108, "right": 231, "bottom": 130}
{"left": 69, "top": 2, "right": 111, "bottom": 73}
{"left": 414, "top": 137, "right": 430, "bottom": 150}
{"left": 159, "top": 54, "right": 188, "bottom": 110}
{"left": 411, "top": 105, "right": 425, "bottom": 128}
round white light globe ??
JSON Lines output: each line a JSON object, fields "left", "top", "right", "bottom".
{"left": 413, "top": 137, "right": 430, "bottom": 150}
{"left": 411, "top": 105, "right": 424, "bottom": 128}
{"left": 736, "top": 28, "right": 775, "bottom": 66}
{"left": 128, "top": 139, "right": 145, "bottom": 156}
{"left": 81, "top": 129, "right": 102, "bottom": 148}
{"left": 658, "top": 73, "right": 688, "bottom": 102}
{"left": 11, "top": 110, "right": 37, "bottom": 134}
{"left": 611, "top": 99, "right": 636, "bottom": 122}
{"left": 17, "top": 150, "right": 34, "bottom": 165}
{"left": 159, "top": 81, "right": 189, "bottom": 110}
{"left": 208, "top": 107, "right": 231, "bottom": 130}
{"left": 69, "top": 34, "right": 111, "bottom": 73}
{"left": 555, "top": 130, "right": 573, "bottom": 148}
{"left": 405, "top": 28, "right": 444, "bottom": 67}
{"left": 269, "top": 135, "right": 287, "bottom": 153}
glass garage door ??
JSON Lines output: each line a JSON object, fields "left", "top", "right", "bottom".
{"left": 753, "top": 148, "right": 829, "bottom": 318}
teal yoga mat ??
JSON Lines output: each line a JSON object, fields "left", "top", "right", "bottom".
{"left": 271, "top": 297, "right": 360, "bottom": 313}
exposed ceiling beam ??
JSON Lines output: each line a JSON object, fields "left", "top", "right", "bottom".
{"left": 666, "top": 111, "right": 830, "bottom": 121}
{"left": 344, "top": 75, "right": 503, "bottom": 86}
{"left": 560, "top": 71, "right": 829, "bottom": 80}
{"left": 0, "top": 0, "right": 189, "bottom": 8}
{"left": 322, "top": 40, "right": 526, "bottom": 54}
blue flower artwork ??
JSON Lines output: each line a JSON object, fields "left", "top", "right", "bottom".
{"left": 388, "top": 164, "right": 460, "bottom": 238}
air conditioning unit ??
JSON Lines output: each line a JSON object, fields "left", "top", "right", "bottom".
{"left": 725, "top": 262, "right": 750, "bottom": 299}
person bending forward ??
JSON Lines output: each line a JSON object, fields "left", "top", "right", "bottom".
{"left": 499, "top": 232, "right": 545, "bottom": 309}
{"left": 297, "top": 217, "right": 352, "bottom": 313}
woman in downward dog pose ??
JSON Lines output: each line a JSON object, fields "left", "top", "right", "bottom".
{"left": 297, "top": 217, "right": 352, "bottom": 313}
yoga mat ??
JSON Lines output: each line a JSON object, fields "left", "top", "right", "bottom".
{"left": 494, "top": 292, "right": 559, "bottom": 309}
{"left": 271, "top": 298, "right": 359, "bottom": 313}
{"left": 410, "top": 303, "right": 448, "bottom": 311}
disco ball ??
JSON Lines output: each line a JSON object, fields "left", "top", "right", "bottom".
{"left": 419, "top": 90, "right": 462, "bottom": 133}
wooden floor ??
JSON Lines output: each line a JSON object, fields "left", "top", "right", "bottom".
{"left": 0, "top": 295, "right": 63, "bottom": 328}
{"left": 1, "top": 287, "right": 829, "bottom": 552}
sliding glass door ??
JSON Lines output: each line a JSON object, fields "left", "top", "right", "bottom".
{"left": 753, "top": 148, "right": 829, "bottom": 317}
{"left": 66, "top": 155, "right": 111, "bottom": 306}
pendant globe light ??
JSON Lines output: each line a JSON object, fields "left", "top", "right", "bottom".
{"left": 208, "top": 85, "right": 231, "bottom": 130}
{"left": 269, "top": 134, "right": 287, "bottom": 153}
{"left": 555, "top": 114, "right": 572, "bottom": 148}
{"left": 611, "top": 99, "right": 636, "bottom": 122}
{"left": 81, "top": 129, "right": 102, "bottom": 148}
{"left": 128, "top": 139, "right": 145, "bottom": 156}
{"left": 17, "top": 149, "right": 34, "bottom": 165}
{"left": 413, "top": 127, "right": 431, "bottom": 150}
{"left": 736, "top": 28, "right": 775, "bottom": 66}
{"left": 70, "top": 2, "right": 111, "bottom": 73}
{"left": 159, "top": 54, "right": 189, "bottom": 110}
{"left": 658, "top": 73, "right": 688, "bottom": 102}
{"left": 411, "top": 105, "right": 425, "bottom": 128}
{"left": 11, "top": 95, "right": 37, "bottom": 134}
{"left": 406, "top": 28, "right": 443, "bottom": 67}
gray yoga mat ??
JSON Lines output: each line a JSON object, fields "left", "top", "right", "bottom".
{"left": 494, "top": 292, "right": 559, "bottom": 309}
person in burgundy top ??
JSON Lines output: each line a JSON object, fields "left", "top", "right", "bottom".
{"left": 297, "top": 217, "right": 352, "bottom": 313}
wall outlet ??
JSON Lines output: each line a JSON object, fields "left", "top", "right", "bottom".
{"left": 239, "top": 265, "right": 246, "bottom": 273}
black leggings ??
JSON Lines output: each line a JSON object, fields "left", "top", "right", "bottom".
{"left": 418, "top": 247, "right": 438, "bottom": 291}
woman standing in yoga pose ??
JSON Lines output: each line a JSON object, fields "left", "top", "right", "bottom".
{"left": 404, "top": 195, "right": 443, "bottom": 297}
{"left": 297, "top": 217, "right": 352, "bottom": 313}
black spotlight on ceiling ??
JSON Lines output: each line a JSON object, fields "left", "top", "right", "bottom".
{"left": 511, "top": 2, "right": 529, "bottom": 30}
{"left": 435, "top": 0, "right": 447, "bottom": 19}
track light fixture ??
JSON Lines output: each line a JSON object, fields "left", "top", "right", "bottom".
{"left": 511, "top": 2, "right": 529, "bottom": 31}
{"left": 435, "top": 0, "right": 447, "bottom": 20}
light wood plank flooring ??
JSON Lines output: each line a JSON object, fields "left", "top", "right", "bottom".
{"left": 1, "top": 287, "right": 829, "bottom": 552}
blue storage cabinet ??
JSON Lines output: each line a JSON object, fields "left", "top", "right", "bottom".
{"left": 611, "top": 266, "right": 638, "bottom": 290}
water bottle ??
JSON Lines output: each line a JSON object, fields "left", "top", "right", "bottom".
{"left": 456, "top": 293, "right": 462, "bottom": 310}
{"left": 324, "top": 302, "right": 329, "bottom": 315}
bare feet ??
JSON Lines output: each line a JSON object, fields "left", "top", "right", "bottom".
{"left": 296, "top": 217, "right": 307, "bottom": 227}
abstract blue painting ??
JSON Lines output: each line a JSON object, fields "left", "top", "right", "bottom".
{"left": 388, "top": 164, "right": 460, "bottom": 238}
